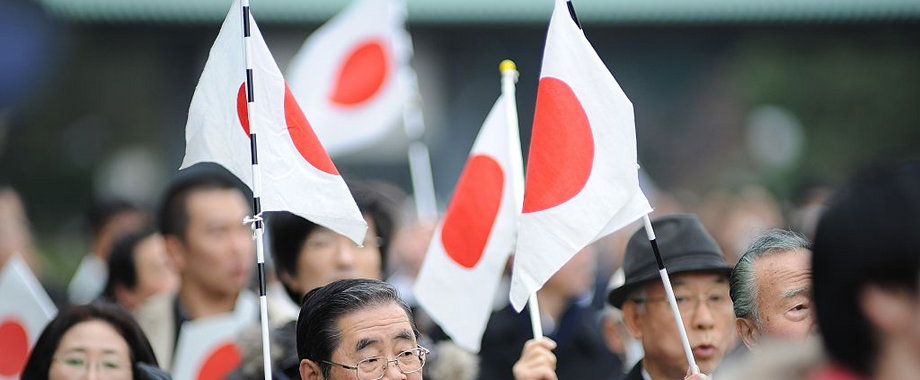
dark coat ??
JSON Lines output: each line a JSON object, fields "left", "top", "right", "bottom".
{"left": 617, "top": 362, "right": 644, "bottom": 380}
{"left": 477, "top": 302, "right": 622, "bottom": 380}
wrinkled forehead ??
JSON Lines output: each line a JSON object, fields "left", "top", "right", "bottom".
{"left": 334, "top": 302, "right": 417, "bottom": 353}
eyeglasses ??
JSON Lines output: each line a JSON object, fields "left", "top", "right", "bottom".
{"left": 323, "top": 346, "right": 429, "bottom": 380}
{"left": 53, "top": 355, "right": 130, "bottom": 375}
{"left": 631, "top": 291, "right": 732, "bottom": 314}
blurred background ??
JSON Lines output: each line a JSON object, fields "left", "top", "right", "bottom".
{"left": 1, "top": 0, "right": 918, "bottom": 292}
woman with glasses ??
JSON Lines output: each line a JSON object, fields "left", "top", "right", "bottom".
{"left": 21, "top": 302, "right": 170, "bottom": 380}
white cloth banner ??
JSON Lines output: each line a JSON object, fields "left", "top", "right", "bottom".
{"left": 0, "top": 255, "right": 56, "bottom": 379}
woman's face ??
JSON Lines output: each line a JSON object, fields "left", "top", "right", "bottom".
{"left": 49, "top": 320, "right": 133, "bottom": 380}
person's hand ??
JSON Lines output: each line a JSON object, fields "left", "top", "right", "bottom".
{"left": 684, "top": 367, "right": 710, "bottom": 380}
{"left": 512, "top": 338, "right": 558, "bottom": 380}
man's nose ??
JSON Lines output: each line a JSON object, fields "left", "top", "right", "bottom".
{"left": 334, "top": 238, "right": 358, "bottom": 267}
{"left": 690, "top": 298, "right": 716, "bottom": 330}
{"left": 383, "top": 360, "right": 408, "bottom": 380}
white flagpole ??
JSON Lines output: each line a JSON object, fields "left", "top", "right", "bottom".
{"left": 642, "top": 214, "right": 700, "bottom": 374}
{"left": 499, "top": 59, "right": 545, "bottom": 340}
{"left": 238, "top": 1, "right": 273, "bottom": 379}
{"left": 401, "top": 69, "right": 439, "bottom": 220}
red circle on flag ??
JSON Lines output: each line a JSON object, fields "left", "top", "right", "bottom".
{"left": 329, "top": 39, "right": 389, "bottom": 107}
{"left": 237, "top": 82, "right": 251, "bottom": 137}
{"left": 285, "top": 84, "right": 340, "bottom": 175}
{"left": 441, "top": 154, "right": 505, "bottom": 268}
{"left": 522, "top": 77, "right": 594, "bottom": 213}
{"left": 196, "top": 342, "right": 242, "bottom": 380}
{"left": 0, "top": 318, "right": 30, "bottom": 377}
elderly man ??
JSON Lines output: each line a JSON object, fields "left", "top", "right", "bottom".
{"left": 607, "top": 214, "right": 736, "bottom": 380}
{"left": 296, "top": 278, "right": 429, "bottom": 380}
{"left": 729, "top": 229, "right": 814, "bottom": 349}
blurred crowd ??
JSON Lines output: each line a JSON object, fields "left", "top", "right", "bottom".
{"left": 1, "top": 159, "right": 918, "bottom": 380}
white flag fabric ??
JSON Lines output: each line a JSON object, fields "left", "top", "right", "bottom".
{"left": 509, "top": 0, "right": 652, "bottom": 311}
{"left": 0, "top": 255, "right": 56, "bottom": 379}
{"left": 414, "top": 93, "right": 524, "bottom": 352}
{"left": 286, "top": 0, "right": 412, "bottom": 156}
{"left": 171, "top": 292, "right": 257, "bottom": 380}
{"left": 180, "top": 0, "right": 367, "bottom": 244}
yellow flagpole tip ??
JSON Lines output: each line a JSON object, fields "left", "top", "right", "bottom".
{"left": 499, "top": 59, "right": 517, "bottom": 73}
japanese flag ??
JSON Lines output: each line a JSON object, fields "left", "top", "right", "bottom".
{"left": 286, "top": 0, "right": 413, "bottom": 156}
{"left": 414, "top": 92, "right": 524, "bottom": 352}
{"left": 0, "top": 255, "right": 56, "bottom": 379}
{"left": 181, "top": 0, "right": 367, "bottom": 244}
{"left": 509, "top": 0, "right": 652, "bottom": 311}
{"left": 170, "top": 296, "right": 256, "bottom": 380}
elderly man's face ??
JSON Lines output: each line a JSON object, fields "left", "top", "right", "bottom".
{"left": 738, "top": 249, "right": 814, "bottom": 348}
{"left": 327, "top": 302, "right": 421, "bottom": 380}
{"left": 624, "top": 272, "right": 736, "bottom": 379}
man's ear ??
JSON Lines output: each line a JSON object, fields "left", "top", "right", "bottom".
{"left": 163, "top": 235, "right": 186, "bottom": 271}
{"left": 736, "top": 317, "right": 759, "bottom": 350}
{"left": 299, "top": 359, "right": 323, "bottom": 380}
{"left": 622, "top": 302, "right": 644, "bottom": 340}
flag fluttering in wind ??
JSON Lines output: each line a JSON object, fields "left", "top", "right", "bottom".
{"left": 286, "top": 0, "right": 412, "bottom": 156}
{"left": 509, "top": 0, "right": 652, "bottom": 311}
{"left": 0, "top": 256, "right": 56, "bottom": 380}
{"left": 414, "top": 63, "right": 524, "bottom": 352}
{"left": 180, "top": 0, "right": 366, "bottom": 244}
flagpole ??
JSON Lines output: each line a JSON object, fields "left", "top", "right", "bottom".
{"left": 642, "top": 214, "right": 700, "bottom": 374}
{"left": 498, "top": 58, "right": 544, "bottom": 340}
{"left": 402, "top": 69, "right": 439, "bottom": 221}
{"left": 239, "top": 1, "right": 273, "bottom": 379}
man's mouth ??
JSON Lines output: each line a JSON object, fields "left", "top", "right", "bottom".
{"left": 692, "top": 344, "right": 717, "bottom": 359}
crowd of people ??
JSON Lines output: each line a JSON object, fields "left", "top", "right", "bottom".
{"left": 3, "top": 160, "right": 919, "bottom": 380}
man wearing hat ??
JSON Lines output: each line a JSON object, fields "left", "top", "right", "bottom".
{"left": 608, "top": 214, "right": 736, "bottom": 380}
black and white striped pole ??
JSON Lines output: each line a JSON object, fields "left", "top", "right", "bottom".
{"left": 562, "top": 0, "right": 700, "bottom": 374}
{"left": 239, "top": 1, "right": 273, "bottom": 379}
{"left": 642, "top": 214, "right": 700, "bottom": 374}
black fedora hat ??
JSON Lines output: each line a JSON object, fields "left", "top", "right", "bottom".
{"left": 607, "top": 214, "right": 732, "bottom": 308}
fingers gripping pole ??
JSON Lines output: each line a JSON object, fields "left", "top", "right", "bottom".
{"left": 643, "top": 215, "right": 700, "bottom": 374}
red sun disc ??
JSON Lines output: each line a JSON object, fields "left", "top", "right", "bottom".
{"left": 236, "top": 82, "right": 250, "bottom": 137}
{"left": 522, "top": 77, "right": 594, "bottom": 213}
{"left": 0, "top": 318, "right": 30, "bottom": 377}
{"left": 441, "top": 154, "right": 505, "bottom": 268}
{"left": 196, "top": 342, "right": 242, "bottom": 380}
{"left": 285, "top": 84, "right": 340, "bottom": 175}
{"left": 329, "top": 39, "right": 389, "bottom": 107}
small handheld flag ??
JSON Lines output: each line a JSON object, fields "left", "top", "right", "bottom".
{"left": 414, "top": 60, "right": 525, "bottom": 352}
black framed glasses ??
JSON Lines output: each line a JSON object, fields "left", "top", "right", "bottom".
{"left": 323, "top": 345, "right": 429, "bottom": 380}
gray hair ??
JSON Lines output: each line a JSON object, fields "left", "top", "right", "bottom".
{"left": 730, "top": 229, "right": 811, "bottom": 324}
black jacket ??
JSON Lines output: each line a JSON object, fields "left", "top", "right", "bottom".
{"left": 477, "top": 302, "right": 622, "bottom": 380}
{"left": 617, "top": 362, "right": 644, "bottom": 380}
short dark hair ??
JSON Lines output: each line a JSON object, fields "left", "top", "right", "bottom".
{"left": 296, "top": 279, "right": 417, "bottom": 379}
{"left": 270, "top": 180, "right": 401, "bottom": 303}
{"left": 157, "top": 168, "right": 245, "bottom": 240}
{"left": 101, "top": 227, "right": 157, "bottom": 301}
{"left": 21, "top": 302, "right": 160, "bottom": 380}
{"left": 87, "top": 198, "right": 143, "bottom": 238}
{"left": 813, "top": 161, "right": 920, "bottom": 376}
